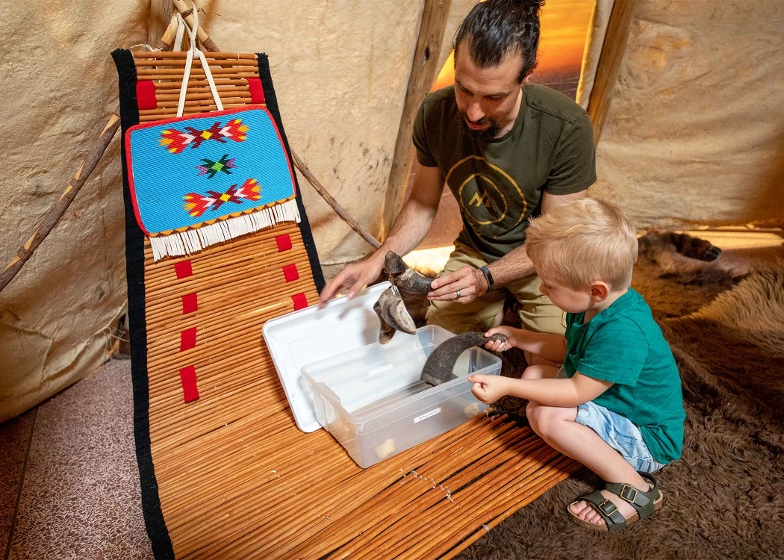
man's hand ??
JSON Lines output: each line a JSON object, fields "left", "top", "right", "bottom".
{"left": 319, "top": 253, "right": 385, "bottom": 304}
{"left": 483, "top": 326, "right": 522, "bottom": 352}
{"left": 427, "top": 266, "right": 488, "bottom": 303}
{"left": 467, "top": 374, "right": 510, "bottom": 404}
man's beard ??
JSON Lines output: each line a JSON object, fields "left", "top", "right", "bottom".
{"left": 459, "top": 115, "right": 501, "bottom": 142}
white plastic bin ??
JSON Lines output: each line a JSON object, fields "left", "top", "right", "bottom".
{"left": 301, "top": 325, "right": 501, "bottom": 468}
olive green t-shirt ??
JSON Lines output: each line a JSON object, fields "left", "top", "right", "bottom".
{"left": 413, "top": 84, "right": 596, "bottom": 261}
{"left": 563, "top": 288, "right": 686, "bottom": 464}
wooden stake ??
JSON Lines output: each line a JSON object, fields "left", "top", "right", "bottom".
{"left": 382, "top": 0, "right": 453, "bottom": 236}
{"left": 0, "top": 114, "right": 121, "bottom": 294}
{"left": 586, "top": 0, "right": 639, "bottom": 146}
{"left": 290, "top": 149, "right": 381, "bottom": 249}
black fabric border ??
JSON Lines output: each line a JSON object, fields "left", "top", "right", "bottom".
{"left": 256, "top": 53, "right": 325, "bottom": 292}
{"left": 111, "top": 48, "right": 175, "bottom": 560}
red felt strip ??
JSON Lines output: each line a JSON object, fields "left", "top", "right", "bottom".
{"left": 247, "top": 77, "right": 266, "bottom": 104}
{"left": 182, "top": 293, "right": 198, "bottom": 314}
{"left": 174, "top": 260, "right": 193, "bottom": 279}
{"left": 283, "top": 264, "right": 300, "bottom": 283}
{"left": 275, "top": 234, "right": 292, "bottom": 252}
{"left": 180, "top": 327, "right": 197, "bottom": 351}
{"left": 292, "top": 293, "right": 308, "bottom": 311}
{"left": 179, "top": 365, "right": 200, "bottom": 403}
{"left": 136, "top": 80, "right": 158, "bottom": 110}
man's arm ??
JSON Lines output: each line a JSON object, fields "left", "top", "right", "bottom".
{"left": 319, "top": 163, "right": 444, "bottom": 302}
{"left": 428, "top": 189, "right": 588, "bottom": 301}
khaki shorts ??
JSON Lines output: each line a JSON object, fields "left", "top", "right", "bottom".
{"left": 425, "top": 243, "right": 566, "bottom": 335}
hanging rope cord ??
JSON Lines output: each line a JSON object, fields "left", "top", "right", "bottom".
{"left": 176, "top": 4, "right": 223, "bottom": 117}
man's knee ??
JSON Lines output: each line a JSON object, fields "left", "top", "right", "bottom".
{"left": 426, "top": 298, "right": 504, "bottom": 334}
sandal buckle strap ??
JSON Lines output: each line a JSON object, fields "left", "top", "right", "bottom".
{"left": 618, "top": 484, "right": 638, "bottom": 504}
{"left": 597, "top": 499, "right": 618, "bottom": 516}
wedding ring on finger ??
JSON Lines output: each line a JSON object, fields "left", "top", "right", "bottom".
{"left": 456, "top": 289, "right": 461, "bottom": 300}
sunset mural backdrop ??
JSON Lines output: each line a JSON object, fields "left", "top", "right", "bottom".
{"left": 432, "top": 0, "right": 594, "bottom": 99}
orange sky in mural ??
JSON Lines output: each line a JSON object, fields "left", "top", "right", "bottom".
{"left": 432, "top": 0, "right": 594, "bottom": 91}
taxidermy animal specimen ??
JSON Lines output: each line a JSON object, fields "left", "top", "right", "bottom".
{"left": 373, "top": 252, "right": 434, "bottom": 344}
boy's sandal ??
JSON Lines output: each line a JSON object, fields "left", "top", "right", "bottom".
{"left": 567, "top": 471, "right": 663, "bottom": 533}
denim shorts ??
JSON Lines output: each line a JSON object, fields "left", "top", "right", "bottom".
{"left": 575, "top": 400, "right": 666, "bottom": 473}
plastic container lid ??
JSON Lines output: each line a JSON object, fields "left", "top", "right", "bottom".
{"left": 262, "top": 282, "right": 390, "bottom": 432}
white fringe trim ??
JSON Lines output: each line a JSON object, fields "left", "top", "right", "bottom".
{"left": 149, "top": 199, "right": 301, "bottom": 261}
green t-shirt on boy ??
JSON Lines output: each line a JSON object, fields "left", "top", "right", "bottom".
{"left": 563, "top": 288, "right": 686, "bottom": 464}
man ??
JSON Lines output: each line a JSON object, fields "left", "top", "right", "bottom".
{"left": 320, "top": 0, "right": 596, "bottom": 337}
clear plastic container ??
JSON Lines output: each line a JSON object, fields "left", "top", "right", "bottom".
{"left": 301, "top": 325, "right": 501, "bottom": 468}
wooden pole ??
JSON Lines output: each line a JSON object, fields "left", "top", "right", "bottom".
{"left": 149, "top": 0, "right": 174, "bottom": 48}
{"left": 381, "top": 0, "right": 453, "bottom": 237}
{"left": 172, "top": 0, "right": 219, "bottom": 51}
{"left": 290, "top": 150, "right": 381, "bottom": 249}
{"left": 0, "top": 114, "right": 121, "bottom": 294}
{"left": 586, "top": 0, "right": 638, "bottom": 146}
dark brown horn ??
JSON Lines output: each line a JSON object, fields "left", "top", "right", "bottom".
{"left": 420, "top": 332, "right": 507, "bottom": 386}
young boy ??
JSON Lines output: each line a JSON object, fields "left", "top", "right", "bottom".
{"left": 467, "top": 198, "right": 685, "bottom": 532}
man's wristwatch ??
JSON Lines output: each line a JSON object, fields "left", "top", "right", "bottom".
{"left": 479, "top": 265, "right": 495, "bottom": 291}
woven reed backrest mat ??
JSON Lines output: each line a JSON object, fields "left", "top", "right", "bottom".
{"left": 113, "top": 50, "right": 577, "bottom": 559}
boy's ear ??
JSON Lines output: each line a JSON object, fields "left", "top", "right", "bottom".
{"left": 590, "top": 281, "right": 610, "bottom": 301}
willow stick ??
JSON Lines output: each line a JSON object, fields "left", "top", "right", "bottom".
{"left": 184, "top": 421, "right": 490, "bottom": 557}
{"left": 231, "top": 424, "right": 514, "bottom": 560}
{"left": 143, "top": 225, "right": 302, "bottom": 278}
{"left": 163, "top": 438, "right": 345, "bottom": 509}
{"left": 149, "top": 392, "right": 288, "bottom": 442}
{"left": 143, "top": 248, "right": 309, "bottom": 298}
{"left": 144, "top": 276, "right": 315, "bottom": 318}
{"left": 133, "top": 51, "right": 256, "bottom": 60}
{"left": 149, "top": 386, "right": 287, "bottom": 436}
{"left": 135, "top": 58, "right": 259, "bottom": 67}
{"left": 165, "top": 446, "right": 349, "bottom": 526}
{"left": 157, "top": 423, "right": 334, "bottom": 490}
{"left": 406, "top": 458, "right": 573, "bottom": 560}
{"left": 341, "top": 435, "right": 547, "bottom": 559}
{"left": 325, "top": 424, "right": 527, "bottom": 555}
{"left": 170, "top": 0, "right": 218, "bottom": 51}
{"left": 0, "top": 113, "right": 120, "bottom": 294}
{"left": 144, "top": 247, "right": 305, "bottom": 286}
{"left": 153, "top": 412, "right": 306, "bottom": 476}
{"left": 157, "top": 14, "right": 178, "bottom": 51}
{"left": 153, "top": 404, "right": 299, "bottom": 460}
{"left": 147, "top": 348, "right": 272, "bottom": 393}
{"left": 288, "top": 419, "right": 517, "bottom": 558}
{"left": 372, "top": 448, "right": 561, "bottom": 560}
{"left": 290, "top": 149, "right": 381, "bottom": 249}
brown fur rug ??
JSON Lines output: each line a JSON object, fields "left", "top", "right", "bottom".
{"left": 404, "top": 233, "right": 784, "bottom": 559}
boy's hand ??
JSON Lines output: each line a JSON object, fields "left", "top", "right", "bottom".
{"left": 467, "top": 374, "right": 510, "bottom": 404}
{"left": 483, "top": 326, "right": 521, "bottom": 352}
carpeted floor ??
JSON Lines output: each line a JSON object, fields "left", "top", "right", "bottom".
{"left": 454, "top": 234, "right": 784, "bottom": 559}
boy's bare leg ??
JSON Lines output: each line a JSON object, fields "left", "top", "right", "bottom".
{"left": 526, "top": 402, "right": 650, "bottom": 526}
{"left": 520, "top": 364, "right": 560, "bottom": 380}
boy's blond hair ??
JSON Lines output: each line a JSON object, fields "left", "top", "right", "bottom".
{"left": 525, "top": 198, "right": 638, "bottom": 291}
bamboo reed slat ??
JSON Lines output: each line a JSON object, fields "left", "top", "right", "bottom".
{"left": 225, "top": 419, "right": 519, "bottom": 559}
{"left": 179, "top": 418, "right": 499, "bottom": 557}
{"left": 213, "top": 425, "right": 556, "bottom": 560}
{"left": 133, "top": 51, "right": 257, "bottom": 60}
{"left": 301, "top": 427, "right": 539, "bottom": 558}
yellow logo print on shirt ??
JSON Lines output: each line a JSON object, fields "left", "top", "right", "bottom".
{"left": 468, "top": 191, "right": 492, "bottom": 208}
